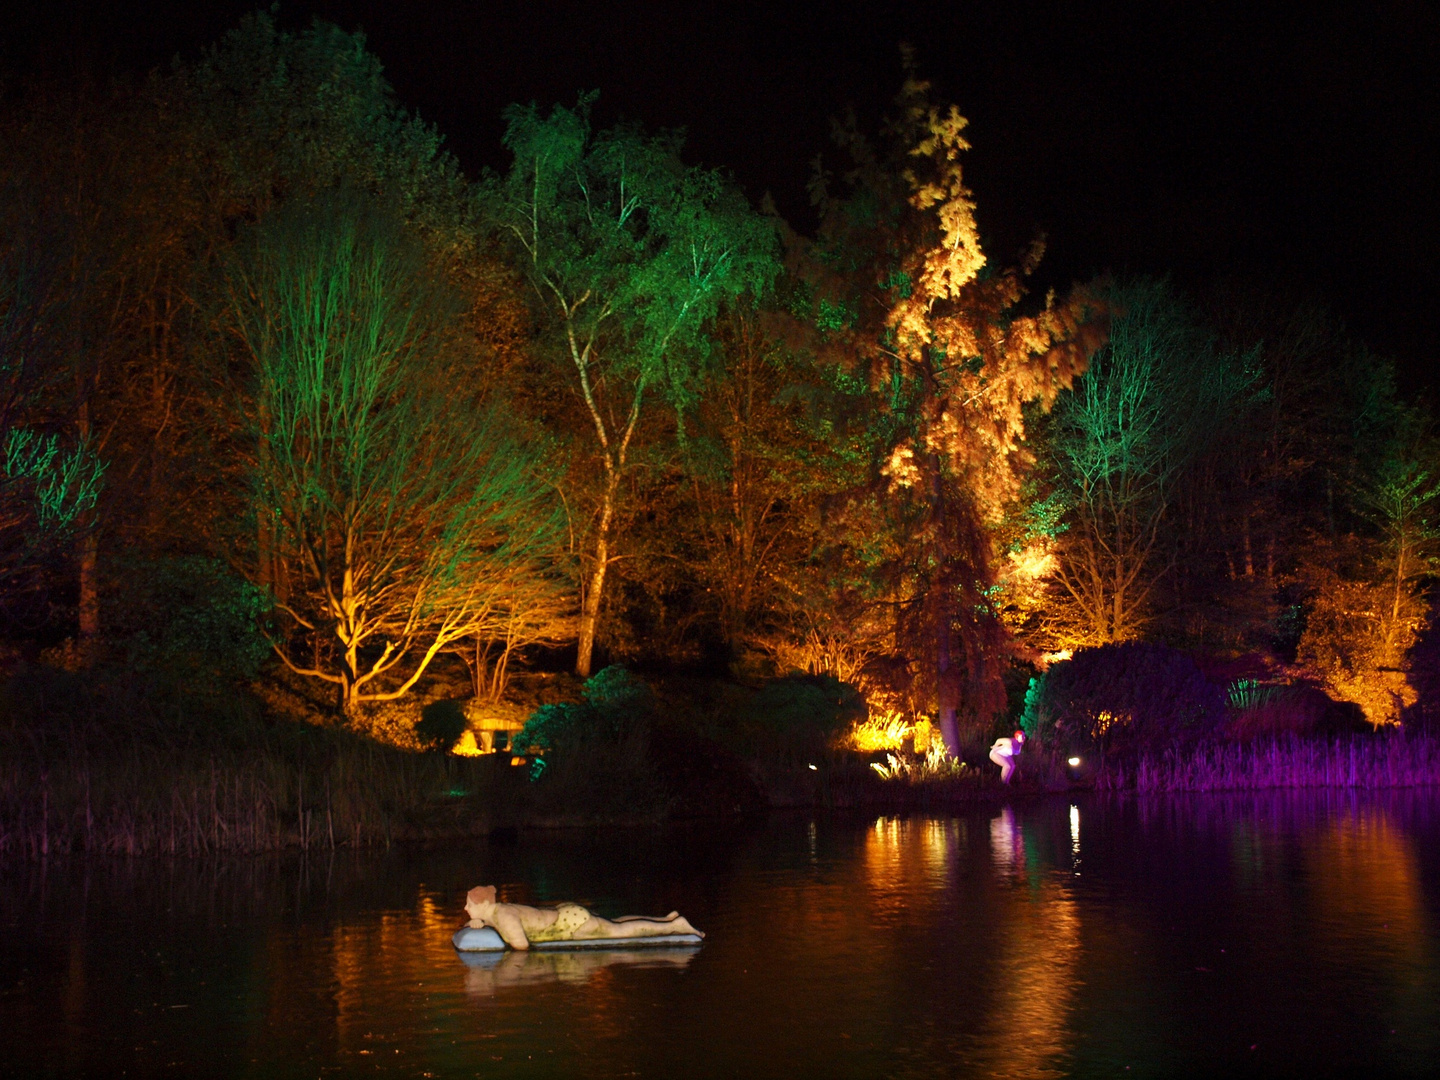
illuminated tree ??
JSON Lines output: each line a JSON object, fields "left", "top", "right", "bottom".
{"left": 1297, "top": 419, "right": 1440, "bottom": 725}
{"left": 1045, "top": 280, "right": 1249, "bottom": 646}
{"left": 0, "top": 12, "right": 477, "bottom": 653}
{"left": 677, "top": 303, "right": 867, "bottom": 657}
{"left": 177, "top": 11, "right": 470, "bottom": 239}
{"left": 0, "top": 234, "right": 105, "bottom": 601}
{"left": 229, "top": 194, "right": 562, "bottom": 714}
{"left": 449, "top": 568, "right": 574, "bottom": 702}
{"left": 487, "top": 97, "right": 778, "bottom": 675}
{"left": 806, "top": 74, "right": 1105, "bottom": 752}
{"left": 1360, "top": 446, "right": 1440, "bottom": 652}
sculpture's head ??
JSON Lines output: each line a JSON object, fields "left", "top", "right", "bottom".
{"left": 465, "top": 885, "right": 498, "bottom": 923}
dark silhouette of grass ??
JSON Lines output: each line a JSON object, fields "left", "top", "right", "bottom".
{"left": 1092, "top": 732, "right": 1440, "bottom": 792}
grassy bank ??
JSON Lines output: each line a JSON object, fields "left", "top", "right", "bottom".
{"left": 7, "top": 659, "right": 1440, "bottom": 861}
{"left": 0, "top": 739, "right": 517, "bottom": 859}
{"left": 0, "top": 662, "right": 538, "bottom": 859}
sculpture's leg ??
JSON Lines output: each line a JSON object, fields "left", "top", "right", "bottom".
{"left": 577, "top": 914, "right": 703, "bottom": 939}
{"left": 989, "top": 748, "right": 1014, "bottom": 784}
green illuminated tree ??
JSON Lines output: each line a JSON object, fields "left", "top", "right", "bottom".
{"left": 229, "top": 193, "right": 561, "bottom": 714}
{"left": 1297, "top": 413, "right": 1440, "bottom": 725}
{"left": 0, "top": 11, "right": 475, "bottom": 651}
{"left": 674, "top": 303, "right": 864, "bottom": 656}
{"left": 1045, "top": 280, "right": 1249, "bottom": 646}
{"left": 0, "top": 236, "right": 105, "bottom": 599}
{"left": 487, "top": 97, "right": 778, "bottom": 675}
{"left": 177, "top": 11, "right": 470, "bottom": 240}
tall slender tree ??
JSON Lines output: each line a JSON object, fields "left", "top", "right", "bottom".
{"left": 1045, "top": 280, "right": 1249, "bottom": 646}
{"left": 487, "top": 97, "right": 778, "bottom": 674}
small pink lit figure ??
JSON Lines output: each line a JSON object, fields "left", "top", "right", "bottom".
{"left": 989, "top": 730, "right": 1027, "bottom": 784}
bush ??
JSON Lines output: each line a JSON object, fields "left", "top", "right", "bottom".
{"left": 582, "top": 664, "right": 655, "bottom": 721}
{"left": 509, "top": 666, "right": 668, "bottom": 818}
{"left": 104, "top": 556, "right": 271, "bottom": 685}
{"left": 415, "top": 699, "right": 467, "bottom": 752}
{"left": 1224, "top": 679, "right": 1368, "bottom": 739}
{"left": 722, "top": 673, "right": 868, "bottom": 766}
{"left": 1023, "top": 642, "right": 1226, "bottom": 754}
{"left": 749, "top": 674, "right": 866, "bottom": 741}
{"left": 514, "top": 665, "right": 655, "bottom": 754}
{"left": 514, "top": 701, "right": 589, "bottom": 754}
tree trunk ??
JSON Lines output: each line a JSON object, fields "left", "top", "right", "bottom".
{"left": 575, "top": 480, "right": 617, "bottom": 678}
{"left": 936, "top": 612, "right": 960, "bottom": 757}
{"left": 341, "top": 675, "right": 360, "bottom": 717}
{"left": 78, "top": 530, "right": 99, "bottom": 647}
{"left": 928, "top": 461, "right": 962, "bottom": 756}
{"left": 76, "top": 401, "right": 99, "bottom": 655}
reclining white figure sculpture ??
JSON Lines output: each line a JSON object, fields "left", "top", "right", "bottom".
{"left": 454, "top": 886, "right": 704, "bottom": 951}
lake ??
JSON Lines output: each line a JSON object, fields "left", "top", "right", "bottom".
{"left": 3, "top": 791, "right": 1439, "bottom": 1078}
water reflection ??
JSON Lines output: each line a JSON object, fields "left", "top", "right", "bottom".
{"left": 459, "top": 947, "right": 698, "bottom": 996}
{"left": 3, "top": 792, "right": 1439, "bottom": 1077}
{"left": 865, "top": 814, "right": 967, "bottom": 896}
{"left": 989, "top": 805, "right": 1025, "bottom": 872}
{"left": 976, "top": 806, "right": 1080, "bottom": 1080}
{"left": 1304, "top": 806, "right": 1439, "bottom": 1069}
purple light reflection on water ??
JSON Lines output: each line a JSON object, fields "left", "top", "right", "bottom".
{"left": 2, "top": 790, "right": 1438, "bottom": 1077}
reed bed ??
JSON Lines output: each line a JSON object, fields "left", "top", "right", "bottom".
{"left": 1094, "top": 732, "right": 1440, "bottom": 792}
{"left": 0, "top": 661, "right": 522, "bottom": 860}
{"left": 0, "top": 741, "right": 515, "bottom": 860}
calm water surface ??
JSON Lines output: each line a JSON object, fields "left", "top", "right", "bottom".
{"left": 4, "top": 792, "right": 1440, "bottom": 1078}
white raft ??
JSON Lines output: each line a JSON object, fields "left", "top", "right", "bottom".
{"left": 453, "top": 925, "right": 703, "bottom": 952}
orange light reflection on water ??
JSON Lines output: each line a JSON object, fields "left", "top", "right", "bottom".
{"left": 863, "top": 808, "right": 1082, "bottom": 1079}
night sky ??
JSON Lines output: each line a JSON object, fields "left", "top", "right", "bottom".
{"left": 6, "top": 1, "right": 1437, "bottom": 389}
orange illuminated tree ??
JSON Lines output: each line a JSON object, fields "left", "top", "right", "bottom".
{"left": 806, "top": 74, "right": 1105, "bottom": 752}
{"left": 229, "top": 194, "right": 562, "bottom": 714}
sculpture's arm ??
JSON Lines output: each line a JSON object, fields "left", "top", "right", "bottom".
{"left": 491, "top": 907, "right": 531, "bottom": 950}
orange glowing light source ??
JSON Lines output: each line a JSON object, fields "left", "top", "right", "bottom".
{"left": 1067, "top": 756, "right": 1082, "bottom": 767}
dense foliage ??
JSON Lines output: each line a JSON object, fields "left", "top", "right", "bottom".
{"left": 1021, "top": 643, "right": 1228, "bottom": 754}
{"left": 0, "top": 12, "right": 1434, "bottom": 767}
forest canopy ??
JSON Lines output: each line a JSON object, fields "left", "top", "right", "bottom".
{"left": 0, "top": 10, "right": 1433, "bottom": 749}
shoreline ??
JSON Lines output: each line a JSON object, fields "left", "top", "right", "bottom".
{"left": 5, "top": 730, "right": 1439, "bottom": 861}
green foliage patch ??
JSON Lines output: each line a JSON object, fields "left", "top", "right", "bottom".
{"left": 105, "top": 556, "right": 271, "bottom": 685}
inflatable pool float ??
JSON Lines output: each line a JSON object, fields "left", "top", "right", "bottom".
{"left": 453, "top": 925, "right": 703, "bottom": 952}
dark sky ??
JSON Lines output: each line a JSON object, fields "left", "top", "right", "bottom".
{"left": 6, "top": 1, "right": 1437, "bottom": 388}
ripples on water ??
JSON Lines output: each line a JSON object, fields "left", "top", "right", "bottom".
{"left": 3, "top": 791, "right": 1438, "bottom": 1078}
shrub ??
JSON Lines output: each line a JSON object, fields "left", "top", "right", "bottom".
{"left": 1024, "top": 642, "right": 1226, "bottom": 754}
{"left": 415, "top": 699, "right": 467, "bottom": 752}
{"left": 104, "top": 556, "right": 271, "bottom": 685}
{"left": 514, "top": 701, "right": 589, "bottom": 754}
{"left": 720, "top": 673, "right": 868, "bottom": 768}
{"left": 748, "top": 673, "right": 866, "bottom": 742}
{"left": 1224, "top": 678, "right": 1368, "bottom": 739}
{"left": 509, "top": 666, "right": 667, "bottom": 818}
{"left": 514, "top": 665, "right": 655, "bottom": 754}
{"left": 582, "top": 664, "right": 655, "bottom": 721}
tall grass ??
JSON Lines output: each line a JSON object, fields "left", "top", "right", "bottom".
{"left": 0, "top": 737, "right": 518, "bottom": 860}
{"left": 0, "top": 663, "right": 521, "bottom": 860}
{"left": 1094, "top": 732, "right": 1440, "bottom": 792}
